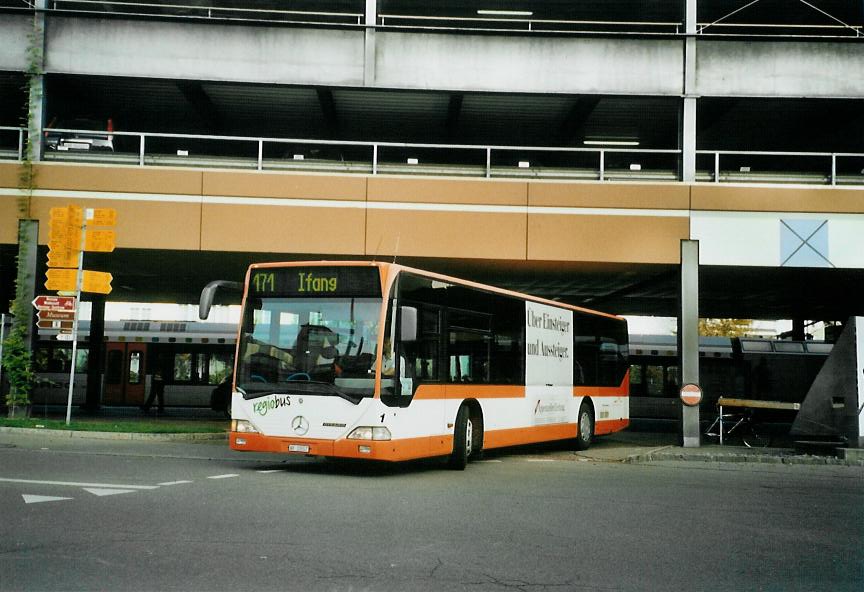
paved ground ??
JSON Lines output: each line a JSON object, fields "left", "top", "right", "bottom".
{"left": 1, "top": 427, "right": 862, "bottom": 592}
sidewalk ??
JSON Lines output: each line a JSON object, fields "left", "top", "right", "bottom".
{"left": 580, "top": 428, "right": 864, "bottom": 467}
{"left": 2, "top": 407, "right": 861, "bottom": 466}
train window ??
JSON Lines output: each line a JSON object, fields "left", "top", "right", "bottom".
{"left": 106, "top": 350, "right": 123, "bottom": 384}
{"left": 740, "top": 340, "right": 772, "bottom": 352}
{"left": 208, "top": 353, "right": 233, "bottom": 385}
{"left": 128, "top": 352, "right": 142, "bottom": 384}
{"left": 34, "top": 347, "right": 89, "bottom": 373}
{"left": 629, "top": 365, "right": 643, "bottom": 395}
{"left": 805, "top": 343, "right": 833, "bottom": 354}
{"left": 774, "top": 342, "right": 805, "bottom": 353}
{"left": 196, "top": 353, "right": 207, "bottom": 382}
{"left": 645, "top": 365, "right": 665, "bottom": 396}
{"left": 666, "top": 365, "right": 680, "bottom": 394}
{"left": 173, "top": 353, "right": 193, "bottom": 382}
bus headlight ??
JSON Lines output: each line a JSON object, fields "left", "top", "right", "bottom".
{"left": 231, "top": 419, "right": 260, "bottom": 434}
{"left": 347, "top": 426, "right": 391, "bottom": 441}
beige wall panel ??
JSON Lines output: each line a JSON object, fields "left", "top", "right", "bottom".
{"left": 369, "top": 177, "right": 527, "bottom": 206}
{"left": 0, "top": 197, "right": 19, "bottom": 244}
{"left": 30, "top": 197, "right": 202, "bottom": 250}
{"left": 203, "top": 171, "right": 366, "bottom": 201}
{"left": 366, "top": 210, "right": 527, "bottom": 259}
{"left": 528, "top": 214, "right": 688, "bottom": 264}
{"left": 34, "top": 164, "right": 203, "bottom": 195}
{"left": 0, "top": 163, "right": 20, "bottom": 190}
{"left": 692, "top": 185, "right": 864, "bottom": 213}
{"left": 201, "top": 204, "right": 366, "bottom": 253}
{"left": 529, "top": 181, "right": 690, "bottom": 209}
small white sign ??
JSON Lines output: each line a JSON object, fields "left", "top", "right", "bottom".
{"left": 56, "top": 333, "right": 74, "bottom": 341}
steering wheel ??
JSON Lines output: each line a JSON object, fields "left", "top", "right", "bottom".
{"left": 250, "top": 374, "right": 267, "bottom": 383}
{"left": 286, "top": 372, "right": 311, "bottom": 381}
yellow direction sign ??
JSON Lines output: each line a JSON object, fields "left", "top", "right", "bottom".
{"left": 84, "top": 230, "right": 116, "bottom": 253}
{"left": 48, "top": 206, "right": 83, "bottom": 268}
{"left": 45, "top": 268, "right": 77, "bottom": 292}
{"left": 47, "top": 250, "right": 79, "bottom": 269}
{"left": 49, "top": 206, "right": 83, "bottom": 226}
{"left": 45, "top": 269, "right": 113, "bottom": 294}
{"left": 88, "top": 208, "right": 117, "bottom": 227}
{"left": 82, "top": 270, "right": 113, "bottom": 294}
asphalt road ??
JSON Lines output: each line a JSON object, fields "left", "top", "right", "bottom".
{"left": 0, "top": 435, "right": 862, "bottom": 592}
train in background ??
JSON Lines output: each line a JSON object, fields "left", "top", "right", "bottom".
{"left": 628, "top": 334, "right": 832, "bottom": 419}
{"left": 31, "top": 320, "right": 236, "bottom": 408}
{"left": 22, "top": 320, "right": 832, "bottom": 417}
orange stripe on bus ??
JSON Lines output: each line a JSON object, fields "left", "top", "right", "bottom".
{"left": 232, "top": 432, "right": 454, "bottom": 462}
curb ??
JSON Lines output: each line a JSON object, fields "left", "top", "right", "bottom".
{"left": 0, "top": 426, "right": 228, "bottom": 442}
{"left": 625, "top": 446, "right": 864, "bottom": 467}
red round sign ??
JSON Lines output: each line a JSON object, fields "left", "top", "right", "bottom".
{"left": 680, "top": 383, "right": 703, "bottom": 407}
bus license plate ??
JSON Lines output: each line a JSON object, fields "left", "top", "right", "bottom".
{"left": 288, "top": 444, "right": 310, "bottom": 453}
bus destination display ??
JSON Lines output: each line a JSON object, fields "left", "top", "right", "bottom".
{"left": 249, "top": 267, "right": 381, "bottom": 297}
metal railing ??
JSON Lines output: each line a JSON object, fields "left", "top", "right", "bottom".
{"left": 47, "top": 0, "right": 365, "bottom": 26}
{"left": 696, "top": 150, "right": 864, "bottom": 186}
{"left": 0, "top": 126, "right": 25, "bottom": 161}
{"left": 9, "top": 2, "right": 857, "bottom": 39}
{"left": 3, "top": 126, "right": 863, "bottom": 186}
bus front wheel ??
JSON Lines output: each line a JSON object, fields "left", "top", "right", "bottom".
{"left": 574, "top": 401, "right": 594, "bottom": 451}
{"left": 447, "top": 406, "right": 472, "bottom": 470}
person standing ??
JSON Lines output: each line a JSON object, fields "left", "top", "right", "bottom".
{"left": 142, "top": 360, "right": 166, "bottom": 414}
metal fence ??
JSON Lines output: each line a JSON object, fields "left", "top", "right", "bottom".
{"left": 2, "top": 125, "right": 863, "bottom": 186}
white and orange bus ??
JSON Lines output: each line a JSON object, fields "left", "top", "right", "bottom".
{"left": 200, "top": 261, "right": 629, "bottom": 469}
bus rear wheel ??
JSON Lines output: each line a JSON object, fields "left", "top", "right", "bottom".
{"left": 448, "top": 405, "right": 472, "bottom": 470}
{"left": 574, "top": 401, "right": 594, "bottom": 451}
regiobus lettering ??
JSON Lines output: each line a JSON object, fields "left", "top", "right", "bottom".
{"left": 205, "top": 261, "right": 629, "bottom": 470}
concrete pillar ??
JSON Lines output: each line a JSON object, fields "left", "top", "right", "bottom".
{"left": 681, "top": 0, "right": 697, "bottom": 183}
{"left": 15, "top": 220, "right": 39, "bottom": 352}
{"left": 679, "top": 239, "right": 700, "bottom": 447}
{"left": 27, "top": 1, "right": 47, "bottom": 162}
{"left": 364, "top": 0, "right": 376, "bottom": 86}
{"left": 84, "top": 296, "right": 105, "bottom": 411}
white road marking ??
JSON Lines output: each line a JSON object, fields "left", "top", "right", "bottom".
{"left": 23, "top": 494, "right": 73, "bottom": 504}
{"left": 256, "top": 470, "right": 284, "bottom": 473}
{"left": 207, "top": 474, "right": 239, "bottom": 480}
{"left": 525, "top": 459, "right": 556, "bottom": 462}
{"left": 158, "top": 480, "right": 193, "bottom": 486}
{"left": 477, "top": 460, "right": 503, "bottom": 463}
{"left": 83, "top": 488, "right": 136, "bottom": 497}
{"left": 0, "top": 477, "right": 158, "bottom": 490}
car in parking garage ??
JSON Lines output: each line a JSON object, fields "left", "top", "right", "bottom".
{"left": 44, "top": 117, "right": 114, "bottom": 152}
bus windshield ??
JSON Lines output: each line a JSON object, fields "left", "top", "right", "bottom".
{"left": 236, "top": 267, "right": 382, "bottom": 400}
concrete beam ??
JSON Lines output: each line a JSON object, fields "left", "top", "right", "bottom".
{"left": 36, "top": 15, "right": 864, "bottom": 99}
{"left": 0, "top": 15, "right": 30, "bottom": 71}
{"left": 696, "top": 41, "right": 864, "bottom": 98}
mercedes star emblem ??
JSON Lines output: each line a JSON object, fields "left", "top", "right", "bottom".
{"left": 292, "top": 415, "right": 310, "bottom": 435}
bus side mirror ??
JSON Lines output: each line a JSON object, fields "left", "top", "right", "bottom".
{"left": 199, "top": 280, "right": 243, "bottom": 320}
{"left": 400, "top": 306, "right": 418, "bottom": 343}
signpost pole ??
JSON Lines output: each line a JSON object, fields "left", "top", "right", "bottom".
{"left": 65, "top": 211, "right": 89, "bottom": 425}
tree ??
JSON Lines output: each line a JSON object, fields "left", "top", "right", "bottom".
{"left": 699, "top": 318, "right": 753, "bottom": 337}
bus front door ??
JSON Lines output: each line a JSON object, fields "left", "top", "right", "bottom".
{"left": 103, "top": 343, "right": 148, "bottom": 405}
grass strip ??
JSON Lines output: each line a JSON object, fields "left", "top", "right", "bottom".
{"left": 0, "top": 418, "right": 225, "bottom": 434}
